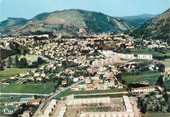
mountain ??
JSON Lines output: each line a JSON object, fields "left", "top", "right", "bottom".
{"left": 129, "top": 8, "right": 170, "bottom": 40}
{"left": 0, "top": 17, "right": 27, "bottom": 27}
{"left": 119, "top": 14, "right": 157, "bottom": 28}
{"left": 0, "top": 17, "right": 27, "bottom": 35}
{"left": 0, "top": 9, "right": 156, "bottom": 36}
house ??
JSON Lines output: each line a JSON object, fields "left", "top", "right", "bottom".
{"left": 93, "top": 80, "right": 100, "bottom": 89}
{"left": 10, "top": 77, "right": 15, "bottom": 80}
{"left": 41, "top": 73, "right": 46, "bottom": 77}
{"left": 34, "top": 72, "right": 40, "bottom": 77}
{"left": 62, "top": 80, "right": 67, "bottom": 85}
{"left": 85, "top": 85, "right": 94, "bottom": 90}
{"left": 91, "top": 75, "right": 100, "bottom": 80}
{"left": 99, "top": 79, "right": 104, "bottom": 83}
{"left": 87, "top": 67, "right": 93, "bottom": 73}
{"left": 19, "top": 73, "right": 26, "bottom": 77}
{"left": 131, "top": 86, "right": 158, "bottom": 95}
{"left": 36, "top": 77, "right": 42, "bottom": 81}
{"left": 70, "top": 85, "right": 80, "bottom": 91}
{"left": 107, "top": 77, "right": 115, "bottom": 87}
{"left": 65, "top": 69, "right": 70, "bottom": 73}
{"left": 28, "top": 98, "right": 41, "bottom": 105}
{"left": 99, "top": 67, "right": 107, "bottom": 71}
{"left": 28, "top": 76, "right": 34, "bottom": 81}
{"left": 117, "top": 83, "right": 124, "bottom": 89}
{"left": 20, "top": 97, "right": 34, "bottom": 104}
{"left": 79, "top": 75, "right": 85, "bottom": 80}
{"left": 110, "top": 66, "right": 119, "bottom": 74}
{"left": 85, "top": 79, "right": 91, "bottom": 84}
{"left": 73, "top": 77, "right": 79, "bottom": 82}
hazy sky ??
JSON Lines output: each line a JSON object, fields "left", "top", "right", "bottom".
{"left": 0, "top": 0, "right": 169, "bottom": 21}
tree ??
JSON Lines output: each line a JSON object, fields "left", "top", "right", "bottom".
{"left": 121, "top": 80, "right": 126, "bottom": 84}
{"left": 7, "top": 56, "right": 13, "bottom": 66}
{"left": 0, "top": 59, "right": 4, "bottom": 71}
{"left": 18, "top": 58, "right": 28, "bottom": 68}
{"left": 116, "top": 73, "right": 122, "bottom": 81}
{"left": 37, "top": 57, "right": 44, "bottom": 65}
{"left": 157, "top": 63, "right": 165, "bottom": 72}
{"left": 156, "top": 75, "right": 164, "bottom": 86}
{"left": 14, "top": 55, "right": 19, "bottom": 67}
{"left": 141, "top": 102, "right": 147, "bottom": 114}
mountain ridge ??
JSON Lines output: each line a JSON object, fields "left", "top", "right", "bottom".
{"left": 0, "top": 9, "right": 158, "bottom": 36}
{"left": 129, "top": 8, "right": 170, "bottom": 40}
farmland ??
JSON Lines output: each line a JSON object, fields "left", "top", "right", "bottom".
{"left": 121, "top": 71, "right": 161, "bottom": 85}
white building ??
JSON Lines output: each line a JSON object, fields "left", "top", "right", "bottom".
{"left": 79, "top": 96, "right": 135, "bottom": 117}
{"left": 79, "top": 111, "right": 134, "bottom": 117}
{"left": 137, "top": 54, "right": 152, "bottom": 60}
{"left": 116, "top": 53, "right": 153, "bottom": 60}
{"left": 131, "top": 86, "right": 157, "bottom": 95}
{"left": 57, "top": 106, "right": 67, "bottom": 117}
{"left": 67, "top": 97, "right": 110, "bottom": 105}
{"left": 42, "top": 99, "right": 56, "bottom": 117}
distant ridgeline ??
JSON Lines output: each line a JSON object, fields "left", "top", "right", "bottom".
{"left": 129, "top": 8, "right": 170, "bottom": 41}
{"left": 0, "top": 9, "right": 157, "bottom": 37}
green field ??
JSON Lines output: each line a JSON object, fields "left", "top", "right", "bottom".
{"left": 121, "top": 71, "right": 161, "bottom": 85}
{"left": 164, "top": 80, "right": 170, "bottom": 90}
{"left": 142, "top": 112, "right": 170, "bottom": 117}
{"left": 130, "top": 49, "right": 155, "bottom": 54}
{"left": 0, "top": 83, "right": 55, "bottom": 93}
{"left": 130, "top": 48, "right": 170, "bottom": 58}
{"left": 160, "top": 58, "right": 170, "bottom": 67}
{"left": 0, "top": 68, "right": 32, "bottom": 78}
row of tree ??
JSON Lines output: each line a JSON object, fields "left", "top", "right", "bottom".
{"left": 7, "top": 56, "right": 45, "bottom": 68}
{"left": 138, "top": 92, "right": 170, "bottom": 114}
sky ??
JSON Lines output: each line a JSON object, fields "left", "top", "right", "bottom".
{"left": 0, "top": 0, "right": 169, "bottom": 21}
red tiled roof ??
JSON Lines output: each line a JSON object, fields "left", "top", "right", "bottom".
{"left": 86, "top": 85, "right": 94, "bottom": 89}
{"left": 28, "top": 98, "right": 41, "bottom": 104}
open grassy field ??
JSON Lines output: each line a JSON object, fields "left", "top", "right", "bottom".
{"left": 0, "top": 83, "right": 55, "bottom": 93}
{"left": 142, "top": 112, "right": 170, "bottom": 117}
{"left": 164, "top": 80, "right": 170, "bottom": 90}
{"left": 130, "top": 48, "right": 170, "bottom": 58}
{"left": 130, "top": 48, "right": 156, "bottom": 54}
{"left": 159, "top": 58, "right": 170, "bottom": 67}
{"left": 121, "top": 71, "right": 161, "bottom": 85}
{"left": 0, "top": 68, "right": 32, "bottom": 78}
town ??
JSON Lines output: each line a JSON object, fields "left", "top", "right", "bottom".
{"left": 0, "top": 33, "right": 170, "bottom": 117}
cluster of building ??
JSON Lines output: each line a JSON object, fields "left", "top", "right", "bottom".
{"left": 143, "top": 39, "right": 168, "bottom": 48}
{"left": 2, "top": 33, "right": 168, "bottom": 117}
{"left": 130, "top": 85, "right": 161, "bottom": 95}
{"left": 62, "top": 95, "right": 139, "bottom": 117}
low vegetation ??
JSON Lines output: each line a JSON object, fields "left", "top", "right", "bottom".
{"left": 0, "top": 68, "right": 32, "bottom": 78}
{"left": 138, "top": 92, "right": 170, "bottom": 114}
{"left": 121, "top": 71, "right": 161, "bottom": 85}
{"left": 0, "top": 83, "right": 55, "bottom": 93}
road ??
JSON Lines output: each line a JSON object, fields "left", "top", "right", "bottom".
{"left": 32, "top": 79, "right": 85, "bottom": 117}
{"left": 0, "top": 92, "right": 49, "bottom": 96}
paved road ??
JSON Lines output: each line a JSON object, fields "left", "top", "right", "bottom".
{"left": 32, "top": 79, "right": 85, "bottom": 117}
{"left": 0, "top": 92, "right": 49, "bottom": 96}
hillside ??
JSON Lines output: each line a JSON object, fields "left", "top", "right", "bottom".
{"left": 129, "top": 8, "right": 170, "bottom": 40}
{"left": 0, "top": 9, "right": 156, "bottom": 36}
{"left": 0, "top": 18, "right": 27, "bottom": 36}
{"left": 120, "top": 14, "right": 157, "bottom": 28}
